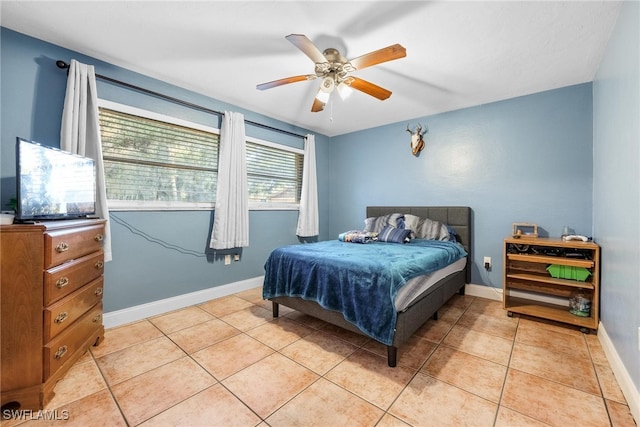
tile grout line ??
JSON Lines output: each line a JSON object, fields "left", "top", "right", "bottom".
{"left": 88, "top": 346, "right": 132, "bottom": 427}
{"left": 492, "top": 313, "right": 520, "bottom": 427}
{"left": 585, "top": 332, "right": 616, "bottom": 427}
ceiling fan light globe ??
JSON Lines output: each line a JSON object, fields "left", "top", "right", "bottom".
{"left": 320, "top": 76, "right": 335, "bottom": 93}
{"left": 336, "top": 82, "right": 353, "bottom": 100}
{"left": 315, "top": 90, "right": 331, "bottom": 103}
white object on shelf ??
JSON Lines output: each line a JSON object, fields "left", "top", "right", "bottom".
{"left": 0, "top": 211, "right": 15, "bottom": 225}
{"left": 563, "top": 234, "right": 588, "bottom": 242}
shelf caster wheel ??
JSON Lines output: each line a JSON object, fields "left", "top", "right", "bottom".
{"left": 507, "top": 311, "right": 513, "bottom": 318}
{"left": 580, "top": 327, "right": 590, "bottom": 335}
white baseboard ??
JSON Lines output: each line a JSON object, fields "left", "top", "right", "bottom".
{"left": 105, "top": 281, "right": 502, "bottom": 329}
{"left": 464, "top": 283, "right": 503, "bottom": 301}
{"left": 597, "top": 322, "right": 640, "bottom": 423}
{"left": 103, "top": 276, "right": 264, "bottom": 329}
{"left": 103, "top": 281, "right": 502, "bottom": 329}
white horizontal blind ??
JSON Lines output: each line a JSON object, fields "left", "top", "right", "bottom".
{"left": 98, "top": 101, "right": 304, "bottom": 210}
{"left": 246, "top": 141, "right": 303, "bottom": 204}
{"left": 99, "top": 107, "right": 218, "bottom": 204}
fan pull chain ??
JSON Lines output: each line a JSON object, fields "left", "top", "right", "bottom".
{"left": 329, "top": 99, "right": 334, "bottom": 122}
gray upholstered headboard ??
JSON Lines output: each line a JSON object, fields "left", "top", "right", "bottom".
{"left": 367, "top": 206, "right": 472, "bottom": 281}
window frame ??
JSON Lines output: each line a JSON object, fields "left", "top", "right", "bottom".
{"left": 98, "top": 99, "right": 303, "bottom": 211}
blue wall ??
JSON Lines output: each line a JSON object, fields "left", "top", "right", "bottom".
{"left": 0, "top": 28, "right": 331, "bottom": 311}
{"left": 593, "top": 0, "right": 639, "bottom": 398}
{"left": 329, "top": 84, "right": 594, "bottom": 286}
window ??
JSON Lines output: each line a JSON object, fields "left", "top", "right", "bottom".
{"left": 246, "top": 139, "right": 303, "bottom": 206}
{"left": 98, "top": 100, "right": 303, "bottom": 210}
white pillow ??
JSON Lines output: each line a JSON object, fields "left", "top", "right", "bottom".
{"left": 404, "top": 214, "right": 450, "bottom": 240}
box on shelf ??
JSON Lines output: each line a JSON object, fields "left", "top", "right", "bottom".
{"left": 547, "top": 264, "right": 591, "bottom": 281}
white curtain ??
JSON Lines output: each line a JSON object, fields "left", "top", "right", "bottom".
{"left": 296, "top": 134, "right": 319, "bottom": 237}
{"left": 60, "top": 59, "right": 112, "bottom": 262}
{"left": 210, "top": 111, "right": 249, "bottom": 249}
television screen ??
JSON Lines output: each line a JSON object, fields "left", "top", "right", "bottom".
{"left": 16, "top": 137, "right": 96, "bottom": 221}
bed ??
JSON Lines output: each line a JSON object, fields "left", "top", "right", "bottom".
{"left": 263, "top": 206, "right": 471, "bottom": 367}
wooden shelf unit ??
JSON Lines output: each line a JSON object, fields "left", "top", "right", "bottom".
{"left": 503, "top": 237, "right": 600, "bottom": 332}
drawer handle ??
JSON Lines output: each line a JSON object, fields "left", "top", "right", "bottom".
{"left": 56, "top": 277, "right": 69, "bottom": 289}
{"left": 54, "top": 345, "right": 68, "bottom": 360}
{"left": 95, "top": 287, "right": 103, "bottom": 296}
{"left": 94, "top": 234, "right": 104, "bottom": 242}
{"left": 55, "top": 242, "right": 69, "bottom": 253}
{"left": 92, "top": 314, "right": 102, "bottom": 323}
{"left": 55, "top": 312, "right": 69, "bottom": 324}
{"left": 95, "top": 261, "right": 104, "bottom": 269}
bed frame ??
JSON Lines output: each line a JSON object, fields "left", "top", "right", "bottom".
{"left": 269, "top": 206, "right": 472, "bottom": 367}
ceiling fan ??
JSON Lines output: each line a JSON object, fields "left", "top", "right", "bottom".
{"left": 257, "top": 34, "right": 406, "bottom": 112}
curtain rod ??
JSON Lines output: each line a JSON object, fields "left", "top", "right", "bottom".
{"left": 56, "top": 60, "right": 306, "bottom": 140}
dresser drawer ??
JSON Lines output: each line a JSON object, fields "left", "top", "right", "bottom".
{"left": 44, "top": 224, "right": 105, "bottom": 268}
{"left": 44, "top": 277, "right": 104, "bottom": 342}
{"left": 44, "top": 251, "right": 104, "bottom": 305}
{"left": 43, "top": 303, "right": 103, "bottom": 380}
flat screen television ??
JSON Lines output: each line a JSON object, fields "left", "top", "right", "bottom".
{"left": 16, "top": 137, "right": 96, "bottom": 221}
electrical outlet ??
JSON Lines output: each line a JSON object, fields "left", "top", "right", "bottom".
{"left": 483, "top": 256, "right": 492, "bottom": 270}
{"left": 224, "top": 255, "right": 231, "bottom": 265}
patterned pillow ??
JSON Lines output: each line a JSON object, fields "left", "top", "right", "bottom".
{"left": 403, "top": 214, "right": 450, "bottom": 241}
{"left": 363, "top": 213, "right": 404, "bottom": 233}
{"left": 377, "top": 226, "right": 411, "bottom": 244}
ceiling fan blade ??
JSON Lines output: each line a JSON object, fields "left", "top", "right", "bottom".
{"left": 349, "top": 44, "right": 406, "bottom": 70}
{"left": 256, "top": 74, "right": 316, "bottom": 90}
{"left": 347, "top": 77, "right": 392, "bottom": 100}
{"left": 286, "top": 34, "right": 327, "bottom": 64}
{"left": 311, "top": 93, "right": 326, "bottom": 112}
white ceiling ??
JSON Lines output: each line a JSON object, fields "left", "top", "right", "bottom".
{"left": 1, "top": 1, "right": 622, "bottom": 137}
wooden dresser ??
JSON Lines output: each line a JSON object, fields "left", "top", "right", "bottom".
{"left": 1, "top": 219, "right": 106, "bottom": 411}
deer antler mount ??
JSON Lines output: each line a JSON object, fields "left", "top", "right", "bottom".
{"left": 406, "top": 123, "right": 427, "bottom": 156}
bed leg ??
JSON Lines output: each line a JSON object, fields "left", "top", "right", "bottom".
{"left": 432, "top": 311, "right": 439, "bottom": 321}
{"left": 458, "top": 285, "right": 466, "bottom": 295}
{"left": 387, "top": 346, "right": 397, "bottom": 367}
{"left": 272, "top": 301, "right": 279, "bottom": 318}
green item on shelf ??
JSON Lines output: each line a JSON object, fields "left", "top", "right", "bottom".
{"left": 546, "top": 264, "right": 591, "bottom": 281}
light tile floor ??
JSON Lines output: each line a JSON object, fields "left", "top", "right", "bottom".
{"left": 3, "top": 288, "right": 636, "bottom": 426}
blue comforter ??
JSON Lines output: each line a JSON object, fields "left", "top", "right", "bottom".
{"left": 263, "top": 239, "right": 467, "bottom": 346}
